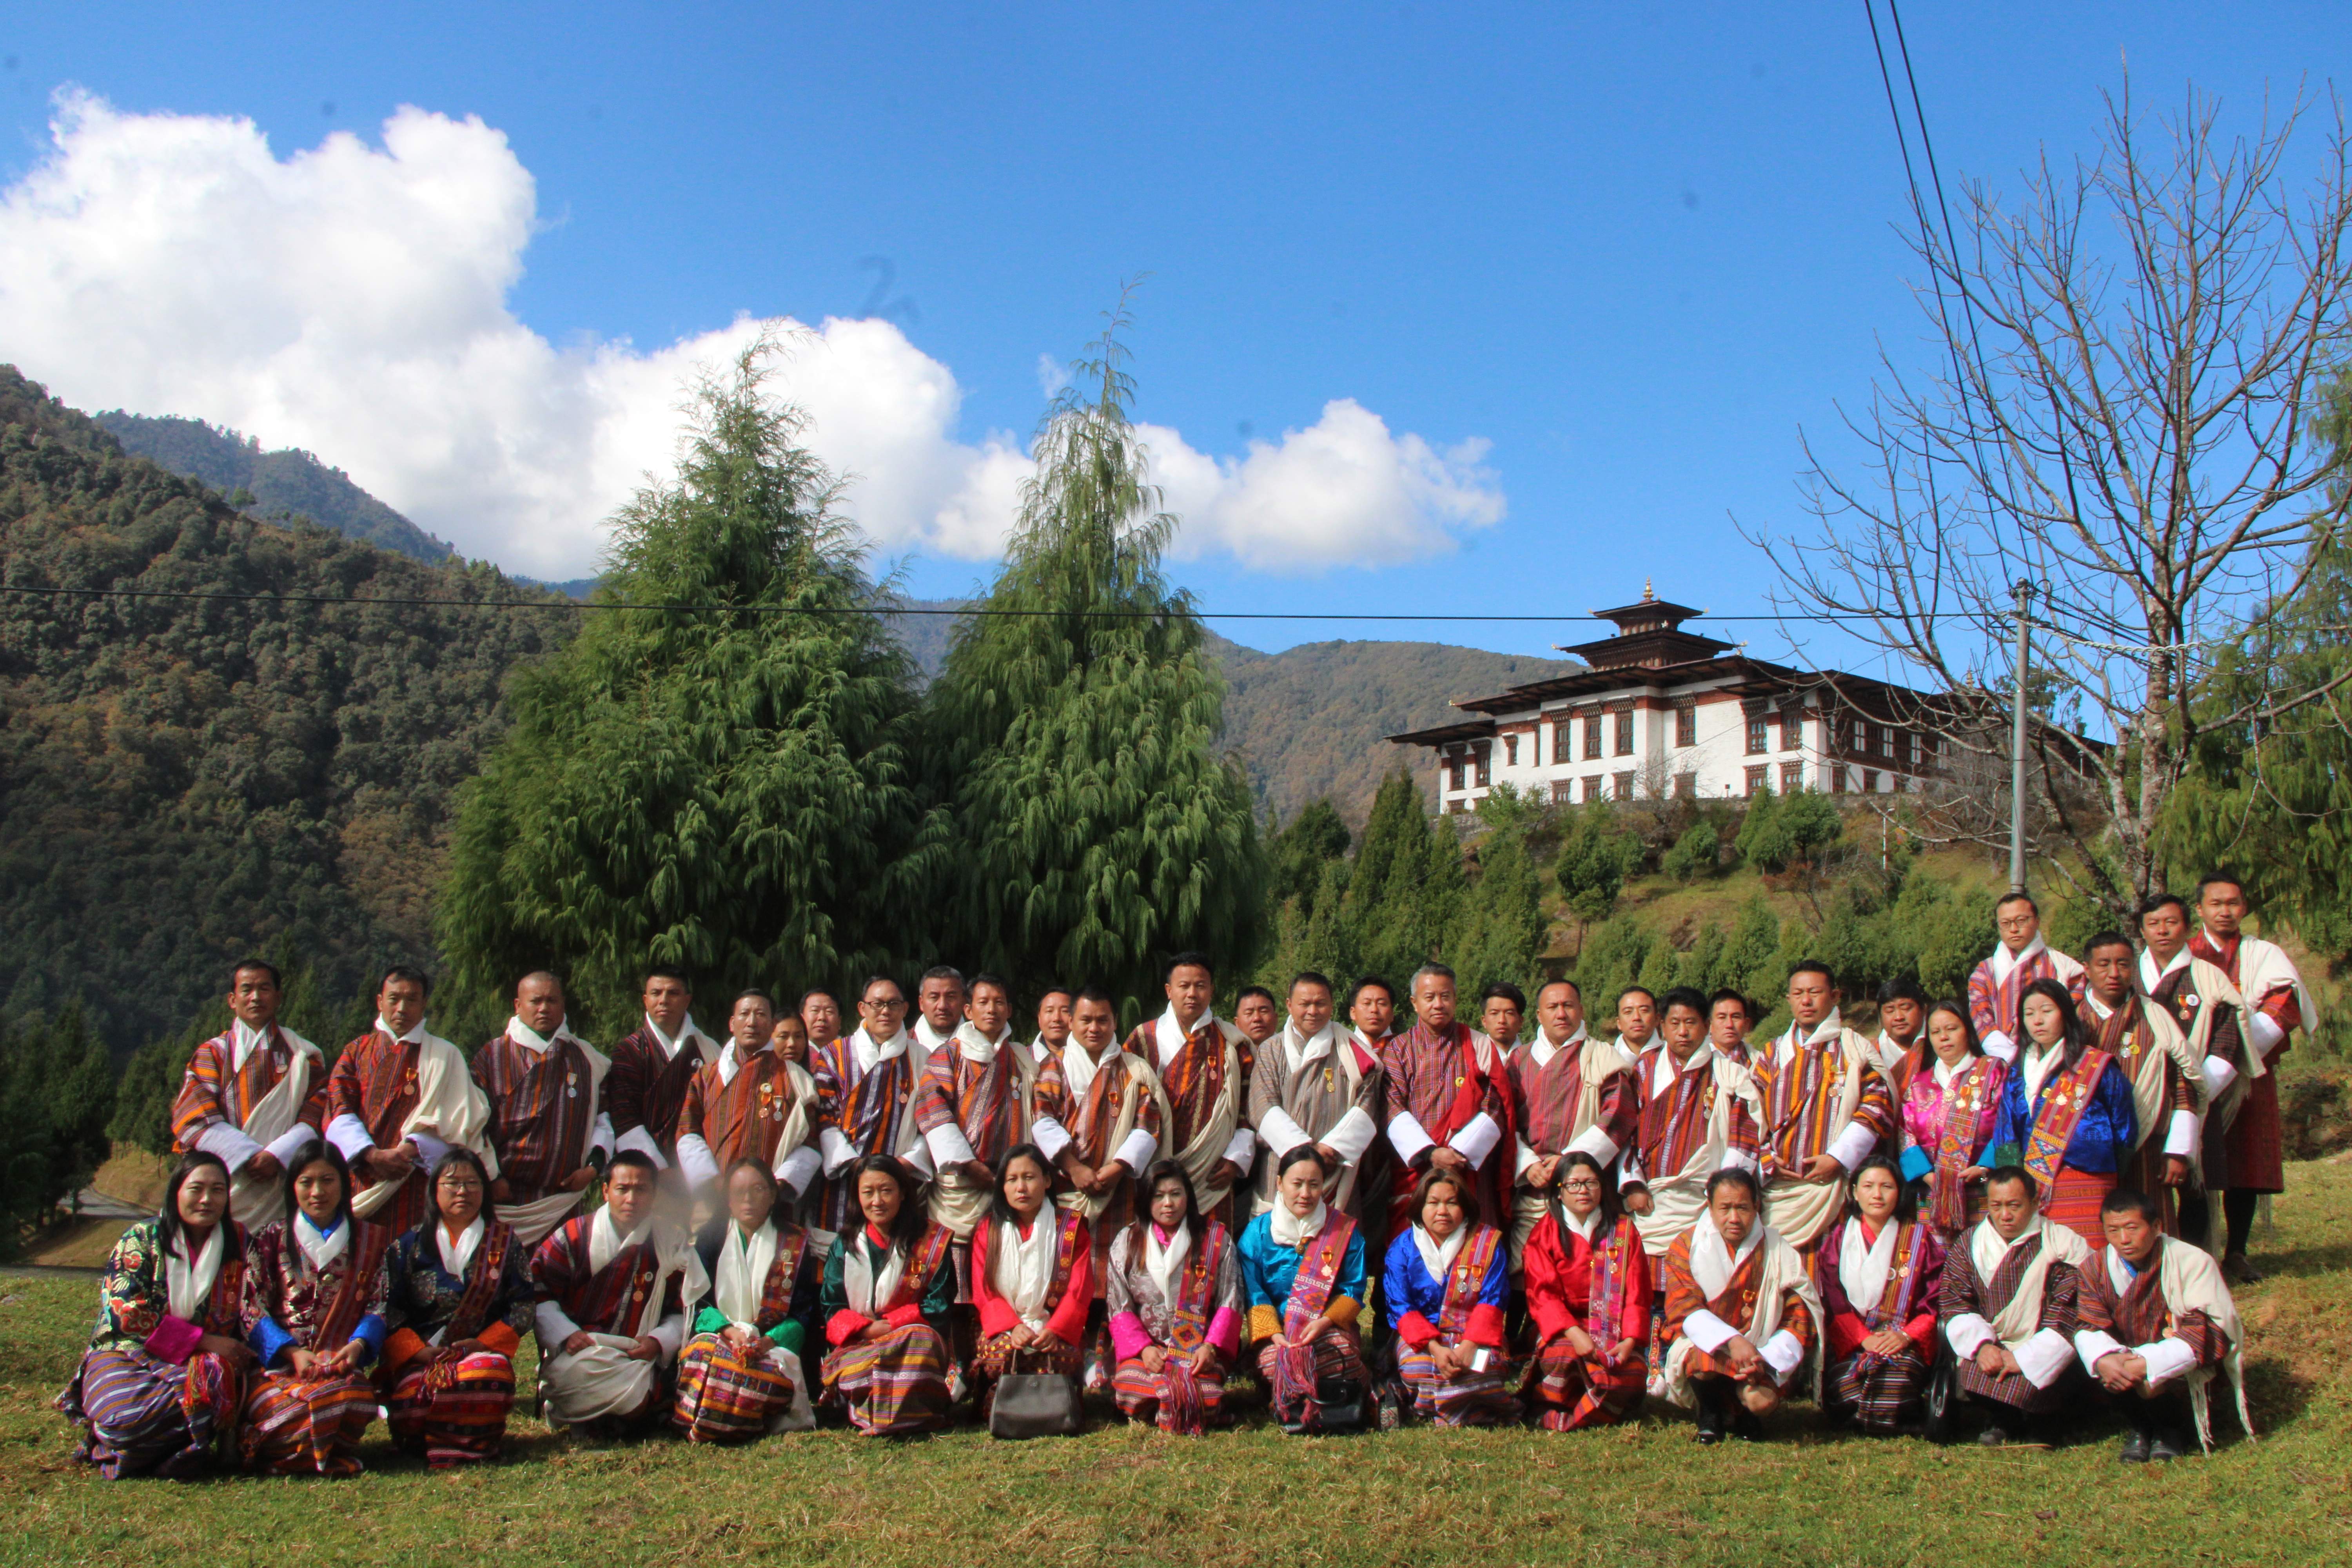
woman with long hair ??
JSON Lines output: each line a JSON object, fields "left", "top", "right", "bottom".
{"left": 238, "top": 1140, "right": 391, "bottom": 1475}
{"left": 1105, "top": 1159, "right": 1240, "bottom": 1432}
{"left": 380, "top": 1148, "right": 535, "bottom": 1465}
{"left": 1989, "top": 976, "right": 2138, "bottom": 1235}
{"left": 673, "top": 1158, "right": 823, "bottom": 1441}
{"left": 1898, "top": 1002, "right": 2011, "bottom": 1238}
{"left": 816, "top": 1153, "right": 958, "bottom": 1435}
{"left": 1521, "top": 1149, "right": 1652, "bottom": 1431}
{"left": 969, "top": 1142, "right": 1093, "bottom": 1424}
{"left": 1237, "top": 1146, "right": 1369, "bottom": 1433}
{"left": 1382, "top": 1165, "right": 1513, "bottom": 1428}
{"left": 55, "top": 1152, "right": 255, "bottom": 1478}
{"left": 1810, "top": 1155, "right": 1945, "bottom": 1434}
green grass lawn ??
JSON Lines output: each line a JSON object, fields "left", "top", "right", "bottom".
{"left": 5, "top": 1164, "right": 2350, "bottom": 1568}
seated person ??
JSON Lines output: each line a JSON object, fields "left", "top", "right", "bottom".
{"left": 1238, "top": 1145, "right": 1369, "bottom": 1434}
{"left": 672, "top": 1159, "right": 822, "bottom": 1442}
{"left": 1938, "top": 1164, "right": 2090, "bottom": 1447}
{"left": 1521, "top": 1150, "right": 1651, "bottom": 1431}
{"left": 971, "top": 1143, "right": 1094, "bottom": 1425}
{"left": 238, "top": 1141, "right": 391, "bottom": 1476}
{"left": 817, "top": 1153, "right": 958, "bottom": 1436}
{"left": 530, "top": 1151, "right": 705, "bottom": 1436}
{"left": 1811, "top": 1155, "right": 1944, "bottom": 1434}
{"left": 1659, "top": 1167, "right": 1820, "bottom": 1445}
{"left": 2074, "top": 1186, "right": 2251, "bottom": 1463}
{"left": 56, "top": 1152, "right": 255, "bottom": 1479}
{"left": 1106, "top": 1160, "right": 1241, "bottom": 1433}
{"left": 381, "top": 1149, "right": 534, "bottom": 1466}
{"left": 1383, "top": 1167, "right": 1512, "bottom": 1428}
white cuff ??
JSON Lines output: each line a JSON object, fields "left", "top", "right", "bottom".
{"left": 776, "top": 1143, "right": 821, "bottom": 1196}
{"left": 1387, "top": 1112, "right": 1436, "bottom": 1165}
{"left": 1982, "top": 1031, "right": 2018, "bottom": 1062}
{"left": 1322, "top": 1107, "right": 1377, "bottom": 1167}
{"left": 2163, "top": 1109, "right": 2199, "bottom": 1159}
{"left": 1258, "top": 1107, "right": 1314, "bottom": 1160}
{"left": 263, "top": 1123, "right": 318, "bottom": 1166}
{"left": 901, "top": 1143, "right": 937, "bottom": 1180}
{"left": 1723, "top": 1149, "right": 1760, "bottom": 1173}
{"left": 2248, "top": 1013, "right": 2285, "bottom": 1059}
{"left": 615, "top": 1125, "right": 669, "bottom": 1169}
{"left": 195, "top": 1120, "right": 264, "bottom": 1171}
{"left": 534, "top": 1300, "right": 582, "bottom": 1350}
{"left": 1684, "top": 1308, "right": 1739, "bottom": 1355}
{"left": 2073, "top": 1328, "right": 2127, "bottom": 1373}
{"left": 1565, "top": 1125, "right": 1622, "bottom": 1165}
{"left": 589, "top": 1112, "right": 616, "bottom": 1161}
{"left": 1030, "top": 1116, "right": 1074, "bottom": 1164}
{"left": 2016, "top": 1328, "right": 2074, "bottom": 1389}
{"left": 325, "top": 1113, "right": 375, "bottom": 1163}
{"left": 1219, "top": 1128, "right": 1257, "bottom": 1170}
{"left": 1112, "top": 1127, "right": 1160, "bottom": 1175}
{"left": 1448, "top": 1112, "right": 1503, "bottom": 1171}
{"left": 2136, "top": 1337, "right": 2199, "bottom": 1388}
{"left": 1945, "top": 1312, "right": 1996, "bottom": 1361}
{"left": 649, "top": 1312, "right": 687, "bottom": 1360}
{"left": 1617, "top": 1149, "right": 1645, "bottom": 1186}
{"left": 2200, "top": 1054, "right": 2238, "bottom": 1098}
{"left": 1759, "top": 1328, "right": 1804, "bottom": 1379}
{"left": 674, "top": 1133, "right": 720, "bottom": 1191}
{"left": 924, "top": 1122, "right": 977, "bottom": 1169}
{"left": 818, "top": 1126, "right": 857, "bottom": 1175}
{"left": 1826, "top": 1119, "right": 1878, "bottom": 1173}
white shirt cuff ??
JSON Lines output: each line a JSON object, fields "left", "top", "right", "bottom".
{"left": 263, "top": 1123, "right": 318, "bottom": 1166}
{"left": 649, "top": 1312, "right": 687, "bottom": 1360}
{"left": 818, "top": 1126, "right": 858, "bottom": 1175}
{"left": 776, "top": 1143, "right": 821, "bottom": 1196}
{"left": 325, "top": 1113, "right": 376, "bottom": 1163}
{"left": 1258, "top": 1107, "right": 1314, "bottom": 1160}
{"left": 2163, "top": 1109, "right": 2199, "bottom": 1159}
{"left": 2200, "top": 1054, "right": 2238, "bottom": 1098}
{"left": 1826, "top": 1120, "right": 1878, "bottom": 1173}
{"left": 615, "top": 1125, "right": 669, "bottom": 1168}
{"left": 195, "top": 1120, "right": 264, "bottom": 1171}
{"left": 1566, "top": 1126, "right": 1622, "bottom": 1165}
{"left": 1617, "top": 1149, "right": 1646, "bottom": 1186}
{"left": 924, "top": 1122, "right": 977, "bottom": 1169}
{"left": 1759, "top": 1328, "right": 1804, "bottom": 1379}
{"left": 1448, "top": 1112, "right": 1503, "bottom": 1171}
{"left": 1723, "top": 1149, "right": 1760, "bottom": 1173}
{"left": 534, "top": 1300, "right": 582, "bottom": 1349}
{"left": 1684, "top": 1308, "right": 1739, "bottom": 1355}
{"left": 1030, "top": 1116, "right": 1074, "bottom": 1164}
{"left": 901, "top": 1143, "right": 937, "bottom": 1180}
{"left": 2016, "top": 1328, "right": 2074, "bottom": 1389}
{"left": 590, "top": 1112, "right": 616, "bottom": 1161}
{"left": 1982, "top": 1031, "right": 2018, "bottom": 1062}
{"left": 1511, "top": 1138, "right": 1541, "bottom": 1180}
{"left": 1322, "top": 1107, "right": 1377, "bottom": 1167}
{"left": 1387, "top": 1111, "right": 1436, "bottom": 1165}
{"left": 1221, "top": 1128, "right": 1258, "bottom": 1170}
{"left": 2136, "top": 1337, "right": 2199, "bottom": 1388}
{"left": 1946, "top": 1312, "right": 1996, "bottom": 1361}
{"left": 675, "top": 1133, "right": 720, "bottom": 1191}
{"left": 2073, "top": 1328, "right": 2127, "bottom": 1373}
{"left": 1112, "top": 1127, "right": 1160, "bottom": 1176}
{"left": 2248, "top": 1013, "right": 2286, "bottom": 1059}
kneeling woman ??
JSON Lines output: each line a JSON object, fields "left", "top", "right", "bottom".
{"left": 239, "top": 1142, "right": 392, "bottom": 1475}
{"left": 674, "top": 1160, "right": 823, "bottom": 1441}
{"left": 1383, "top": 1167, "right": 1512, "bottom": 1427}
{"left": 381, "top": 1149, "right": 534, "bottom": 1466}
{"left": 1812, "top": 1155, "right": 1944, "bottom": 1434}
{"left": 818, "top": 1154, "right": 957, "bottom": 1435}
{"left": 1659, "top": 1167, "right": 1822, "bottom": 1445}
{"left": 1522, "top": 1151, "right": 1653, "bottom": 1431}
{"left": 56, "top": 1152, "right": 255, "bottom": 1478}
{"left": 1106, "top": 1160, "right": 1241, "bottom": 1433}
{"left": 971, "top": 1143, "right": 1094, "bottom": 1422}
{"left": 1238, "top": 1146, "right": 1369, "bottom": 1433}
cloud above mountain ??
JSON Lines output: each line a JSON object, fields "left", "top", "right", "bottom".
{"left": 0, "top": 93, "right": 1503, "bottom": 578}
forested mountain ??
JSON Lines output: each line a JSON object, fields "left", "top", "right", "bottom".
{"left": 0, "top": 367, "right": 576, "bottom": 1052}
{"left": 93, "top": 410, "right": 459, "bottom": 563}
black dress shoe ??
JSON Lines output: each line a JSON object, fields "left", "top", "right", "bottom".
{"left": 1695, "top": 1397, "right": 1726, "bottom": 1446}
{"left": 1730, "top": 1408, "right": 1765, "bottom": 1443}
{"left": 2118, "top": 1426, "right": 2151, "bottom": 1464}
{"left": 2149, "top": 1427, "right": 2189, "bottom": 1462}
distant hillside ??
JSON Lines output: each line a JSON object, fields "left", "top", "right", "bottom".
{"left": 93, "top": 410, "right": 458, "bottom": 564}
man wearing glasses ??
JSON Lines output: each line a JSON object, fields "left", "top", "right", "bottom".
{"left": 808, "top": 976, "right": 934, "bottom": 1252}
{"left": 1966, "top": 894, "right": 2085, "bottom": 1062}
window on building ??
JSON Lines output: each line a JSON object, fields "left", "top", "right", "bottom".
{"left": 1504, "top": 734, "right": 1519, "bottom": 768}
{"left": 1614, "top": 709, "right": 1634, "bottom": 756}
{"left": 1862, "top": 769, "right": 1880, "bottom": 793}
{"left": 1745, "top": 764, "right": 1768, "bottom": 797}
{"left": 1780, "top": 711, "right": 1802, "bottom": 751}
{"left": 1830, "top": 766, "right": 1847, "bottom": 795}
{"left": 1780, "top": 760, "right": 1804, "bottom": 793}
{"left": 1674, "top": 770, "right": 1697, "bottom": 799}
{"left": 1550, "top": 779, "right": 1574, "bottom": 803}
{"left": 1676, "top": 704, "right": 1697, "bottom": 748}
{"left": 1745, "top": 715, "right": 1768, "bottom": 755}
{"left": 1582, "top": 775, "right": 1603, "bottom": 802}
{"left": 1473, "top": 742, "right": 1492, "bottom": 788}
{"left": 1448, "top": 755, "right": 1466, "bottom": 792}
{"left": 1584, "top": 714, "right": 1602, "bottom": 760}
{"left": 1612, "top": 771, "right": 1634, "bottom": 801}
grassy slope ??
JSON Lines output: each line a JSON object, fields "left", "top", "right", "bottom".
{"left": 4, "top": 1161, "right": 2347, "bottom": 1568}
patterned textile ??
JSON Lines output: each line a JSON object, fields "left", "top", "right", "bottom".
{"left": 1751, "top": 1028, "right": 1895, "bottom": 1182}
{"left": 326, "top": 1031, "right": 432, "bottom": 1237}
{"left": 471, "top": 1034, "right": 599, "bottom": 1202}
{"left": 972, "top": 1210, "right": 1092, "bottom": 1347}
{"left": 607, "top": 1024, "right": 710, "bottom": 1163}
{"left": 1127, "top": 1015, "right": 1247, "bottom": 1220}
{"left": 1993, "top": 1049, "right": 2135, "bottom": 1196}
{"left": 1380, "top": 1023, "right": 1519, "bottom": 1236}
{"left": 386, "top": 1352, "right": 515, "bottom": 1466}
{"left": 1254, "top": 1330, "right": 1365, "bottom": 1425}
{"left": 2085, "top": 997, "right": 2197, "bottom": 1235}
{"left": 57, "top": 1220, "right": 250, "bottom": 1481}
{"left": 1507, "top": 1037, "right": 1638, "bottom": 1167}
{"left": 1104, "top": 1222, "right": 1242, "bottom": 1433}
{"left": 1902, "top": 1056, "right": 2007, "bottom": 1236}
{"left": 1390, "top": 1225, "right": 1515, "bottom": 1427}
{"left": 1246, "top": 1032, "right": 1383, "bottom": 1219}
{"left": 680, "top": 1046, "right": 808, "bottom": 1172}
{"left": 239, "top": 1216, "right": 392, "bottom": 1476}
{"left": 1112, "top": 1353, "right": 1227, "bottom": 1432}
{"left": 1035, "top": 1046, "right": 1167, "bottom": 1284}
{"left": 1813, "top": 1218, "right": 1943, "bottom": 1432}
{"left": 670, "top": 1335, "right": 798, "bottom": 1442}
{"left": 380, "top": 1222, "right": 533, "bottom": 1466}
{"left": 807, "top": 1035, "right": 921, "bottom": 1234}
{"left": 2190, "top": 933, "right": 2301, "bottom": 1193}
{"left": 817, "top": 1224, "right": 957, "bottom": 1436}
{"left": 1263, "top": 1212, "right": 1364, "bottom": 1431}
{"left": 2040, "top": 1169, "right": 2119, "bottom": 1237}
{"left": 1521, "top": 1210, "right": 1651, "bottom": 1430}
{"left": 1967, "top": 942, "right": 2086, "bottom": 1051}
{"left": 1659, "top": 1229, "right": 1818, "bottom": 1390}
{"left": 1940, "top": 1230, "right": 2081, "bottom": 1413}
{"left": 529, "top": 1215, "right": 685, "bottom": 1340}
{"left": 913, "top": 1045, "right": 1032, "bottom": 1168}
{"left": 171, "top": 1029, "right": 327, "bottom": 1164}
{"left": 2074, "top": 1246, "right": 2229, "bottom": 1374}
{"left": 2144, "top": 959, "right": 2246, "bottom": 1193}
{"left": 972, "top": 1331, "right": 1084, "bottom": 1420}
{"left": 243, "top": 1368, "right": 377, "bottom": 1476}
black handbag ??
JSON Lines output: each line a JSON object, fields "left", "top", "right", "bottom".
{"left": 1280, "top": 1376, "right": 1366, "bottom": 1435}
{"left": 987, "top": 1357, "right": 1082, "bottom": 1439}
{"left": 1922, "top": 1335, "right": 1959, "bottom": 1443}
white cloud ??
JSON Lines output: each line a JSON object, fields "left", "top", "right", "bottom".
{"left": 0, "top": 92, "right": 1503, "bottom": 578}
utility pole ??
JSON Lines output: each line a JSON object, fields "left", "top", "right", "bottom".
{"left": 2008, "top": 579, "right": 2033, "bottom": 895}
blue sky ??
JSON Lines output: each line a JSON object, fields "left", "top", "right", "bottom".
{"left": 3, "top": 3, "right": 2345, "bottom": 666}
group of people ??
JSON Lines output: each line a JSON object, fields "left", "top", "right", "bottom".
{"left": 56, "top": 871, "right": 2299, "bottom": 1478}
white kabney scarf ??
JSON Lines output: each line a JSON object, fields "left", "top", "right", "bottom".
{"left": 1410, "top": 1221, "right": 1468, "bottom": 1287}
{"left": 1144, "top": 1221, "right": 1191, "bottom": 1309}
{"left": 224, "top": 1019, "right": 324, "bottom": 1228}
{"left": 713, "top": 1219, "right": 780, "bottom": 1327}
{"left": 435, "top": 1216, "right": 486, "bottom": 1281}
{"left": 294, "top": 1212, "right": 349, "bottom": 1273}
{"left": 347, "top": 1018, "right": 494, "bottom": 1221}
{"left": 166, "top": 1224, "right": 225, "bottom": 1322}
{"left": 991, "top": 1212, "right": 1059, "bottom": 1330}
{"left": 1269, "top": 1199, "right": 1330, "bottom": 1251}
{"left": 1662, "top": 1208, "right": 1822, "bottom": 1410}
{"left": 1837, "top": 1216, "right": 1899, "bottom": 1317}
{"left": 1974, "top": 1215, "right": 2092, "bottom": 1345}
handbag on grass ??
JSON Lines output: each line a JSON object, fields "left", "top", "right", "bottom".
{"left": 987, "top": 1357, "right": 1082, "bottom": 1439}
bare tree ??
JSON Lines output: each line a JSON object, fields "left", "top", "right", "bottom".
{"left": 1753, "top": 81, "right": 2352, "bottom": 921}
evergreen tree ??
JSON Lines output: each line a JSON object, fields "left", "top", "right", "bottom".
{"left": 0, "top": 1006, "right": 115, "bottom": 1257}
{"left": 1341, "top": 772, "right": 1464, "bottom": 991}
{"left": 926, "top": 311, "right": 1262, "bottom": 1005}
{"left": 1735, "top": 787, "right": 1791, "bottom": 871}
{"left": 1555, "top": 802, "right": 1639, "bottom": 947}
{"left": 1661, "top": 818, "right": 1721, "bottom": 882}
{"left": 1447, "top": 820, "right": 1547, "bottom": 998}
{"left": 1269, "top": 799, "right": 1352, "bottom": 919}
{"left": 438, "top": 343, "right": 936, "bottom": 1029}
{"left": 1723, "top": 895, "right": 1785, "bottom": 1001}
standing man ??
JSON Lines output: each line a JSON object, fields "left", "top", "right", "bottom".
{"left": 1506, "top": 978, "right": 1637, "bottom": 1260}
{"left": 1232, "top": 985, "right": 1280, "bottom": 1087}
{"left": 675, "top": 990, "right": 820, "bottom": 1203}
{"left": 2079, "top": 935, "right": 2203, "bottom": 1236}
{"left": 327, "top": 967, "right": 493, "bottom": 1239}
{"left": 913, "top": 972, "right": 1036, "bottom": 1244}
{"left": 2190, "top": 873, "right": 2318, "bottom": 1283}
{"left": 1748, "top": 962, "right": 1893, "bottom": 1254}
{"left": 2138, "top": 893, "right": 2248, "bottom": 1252}
{"left": 1872, "top": 979, "right": 1930, "bottom": 1097}
{"left": 472, "top": 971, "right": 614, "bottom": 1248}
{"left": 1968, "top": 893, "right": 2086, "bottom": 1060}
{"left": 1381, "top": 964, "right": 1518, "bottom": 1239}
{"left": 607, "top": 967, "right": 720, "bottom": 1169}
{"left": 1622, "top": 987, "right": 1762, "bottom": 1266}
{"left": 1706, "top": 990, "right": 1755, "bottom": 1067}
{"left": 1248, "top": 972, "right": 1382, "bottom": 1219}
{"left": 171, "top": 957, "right": 327, "bottom": 1227}
{"left": 914, "top": 966, "right": 967, "bottom": 1062}
{"left": 1029, "top": 985, "right": 1076, "bottom": 1075}
{"left": 1123, "top": 953, "right": 1255, "bottom": 1223}
{"left": 809, "top": 976, "right": 930, "bottom": 1247}
{"left": 1349, "top": 977, "right": 1398, "bottom": 1060}
{"left": 800, "top": 988, "right": 844, "bottom": 1058}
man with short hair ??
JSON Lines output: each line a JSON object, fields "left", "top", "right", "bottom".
{"left": 1348, "top": 976, "right": 1398, "bottom": 1059}
{"left": 1967, "top": 893, "right": 2086, "bottom": 1060}
{"left": 171, "top": 958, "right": 327, "bottom": 1227}
{"left": 1029, "top": 985, "right": 1076, "bottom": 1074}
{"left": 1939, "top": 1165, "right": 2090, "bottom": 1446}
{"left": 1658, "top": 1167, "right": 1821, "bottom": 1444}
{"left": 809, "top": 976, "right": 930, "bottom": 1246}
{"left": 2078, "top": 935, "right": 2203, "bottom": 1237}
{"left": 1381, "top": 964, "right": 1518, "bottom": 1236}
{"left": 607, "top": 968, "right": 720, "bottom": 1168}
{"left": 1123, "top": 953, "right": 1255, "bottom": 1220}
{"left": 1232, "top": 985, "right": 1279, "bottom": 1085}
{"left": 800, "top": 989, "right": 844, "bottom": 1055}
{"left": 472, "top": 971, "right": 614, "bottom": 1247}
{"left": 2189, "top": 873, "right": 2318, "bottom": 1283}
{"left": 675, "top": 990, "right": 820, "bottom": 1202}
{"left": 1706, "top": 989, "right": 1755, "bottom": 1066}
{"left": 1622, "top": 987, "right": 1763, "bottom": 1266}
{"left": 2073, "top": 1186, "right": 2249, "bottom": 1461}
{"left": 2136, "top": 892, "right": 2248, "bottom": 1251}
{"left": 1748, "top": 962, "right": 1894, "bottom": 1254}
{"left": 1248, "top": 972, "right": 1383, "bottom": 1220}
{"left": 326, "top": 966, "right": 494, "bottom": 1239}
{"left": 1506, "top": 978, "right": 1637, "bottom": 1261}
{"left": 914, "top": 965, "right": 967, "bottom": 1060}
{"left": 1871, "top": 978, "right": 1929, "bottom": 1096}
{"left": 530, "top": 1151, "right": 707, "bottom": 1435}
{"left": 1481, "top": 982, "right": 1525, "bottom": 1051}
{"left": 912, "top": 972, "right": 1036, "bottom": 1244}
